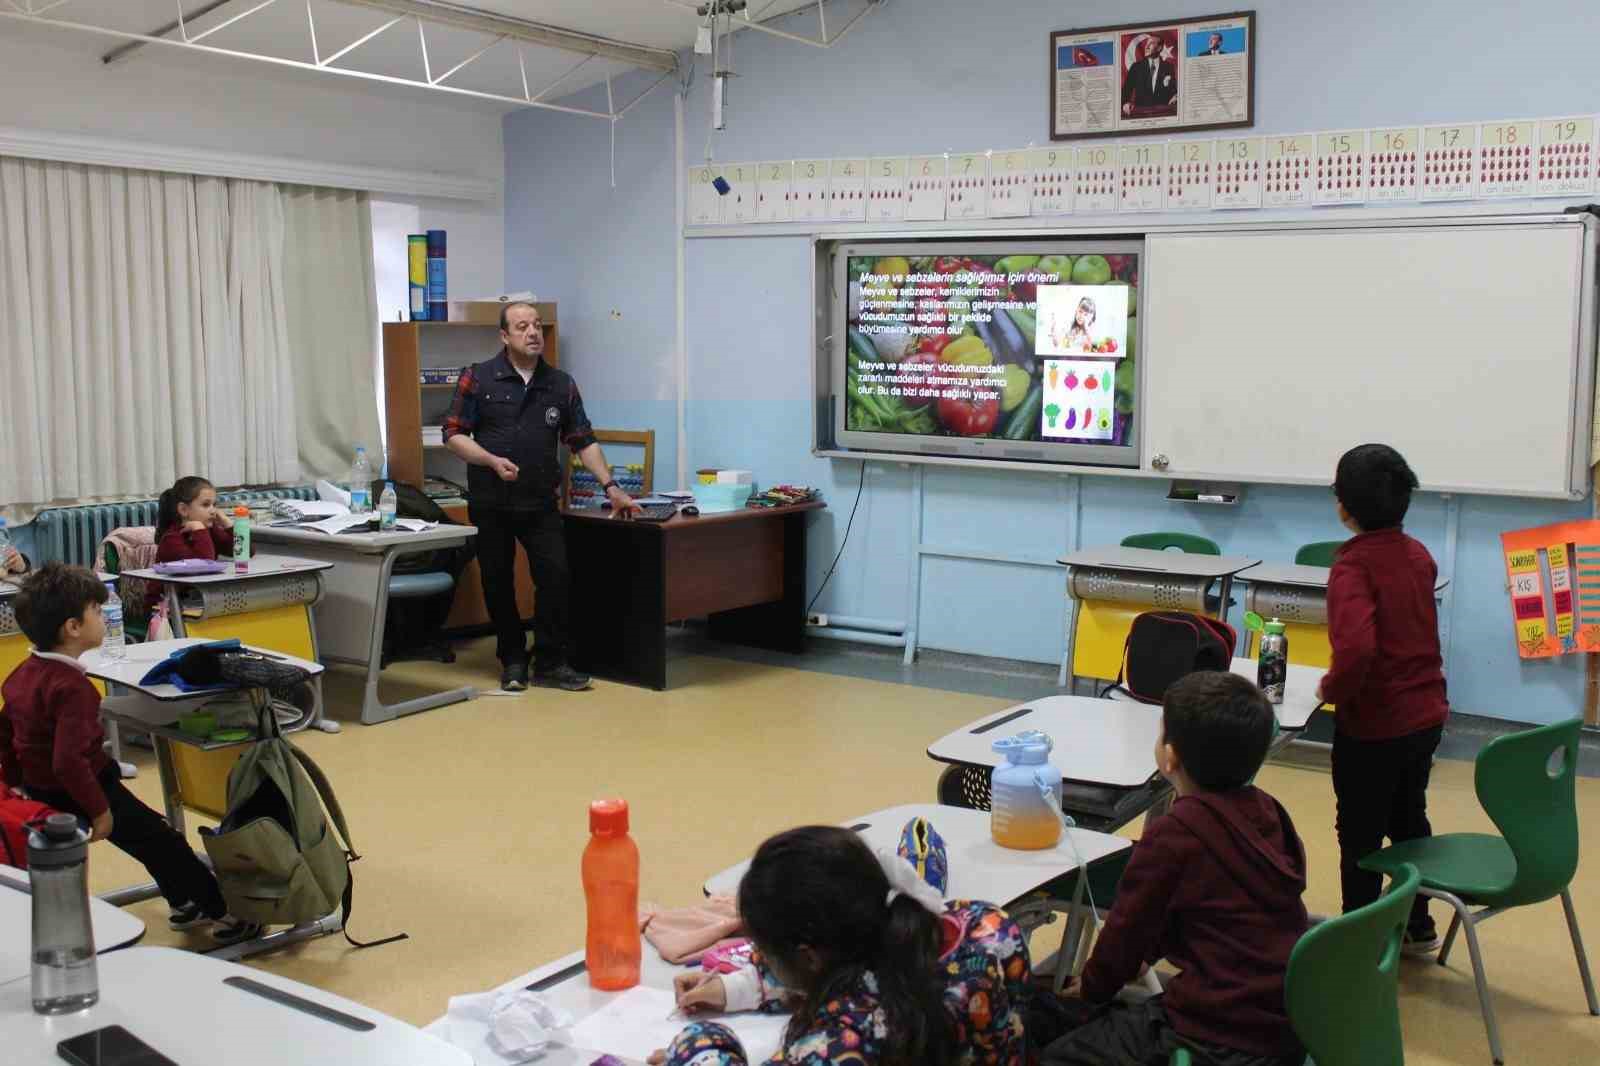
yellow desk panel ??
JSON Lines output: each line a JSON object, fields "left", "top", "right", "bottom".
{"left": 183, "top": 605, "right": 317, "bottom": 662}
{"left": 1071, "top": 601, "right": 1144, "bottom": 683}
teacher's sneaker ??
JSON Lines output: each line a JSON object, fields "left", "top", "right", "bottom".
{"left": 212, "top": 915, "right": 263, "bottom": 945}
{"left": 500, "top": 662, "right": 528, "bottom": 692}
{"left": 533, "top": 665, "right": 592, "bottom": 691}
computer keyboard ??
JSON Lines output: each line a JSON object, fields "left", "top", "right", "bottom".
{"left": 636, "top": 503, "right": 679, "bottom": 522}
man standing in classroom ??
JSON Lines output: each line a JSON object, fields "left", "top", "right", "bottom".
{"left": 444, "top": 301, "right": 641, "bottom": 693}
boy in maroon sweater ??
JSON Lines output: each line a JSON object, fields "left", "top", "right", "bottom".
{"left": 0, "top": 564, "right": 252, "bottom": 942}
{"left": 1318, "top": 443, "right": 1448, "bottom": 953}
{"left": 1043, "top": 672, "right": 1308, "bottom": 1066}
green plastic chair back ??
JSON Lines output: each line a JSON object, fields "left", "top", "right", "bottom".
{"left": 1294, "top": 540, "right": 1345, "bottom": 567}
{"left": 1474, "top": 717, "right": 1582, "bottom": 907}
{"left": 1121, "top": 532, "right": 1221, "bottom": 556}
{"left": 1285, "top": 863, "right": 1418, "bottom": 1066}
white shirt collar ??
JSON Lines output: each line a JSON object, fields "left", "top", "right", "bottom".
{"left": 31, "top": 649, "right": 88, "bottom": 673}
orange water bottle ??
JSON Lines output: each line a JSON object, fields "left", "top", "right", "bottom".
{"left": 583, "top": 798, "right": 640, "bottom": 990}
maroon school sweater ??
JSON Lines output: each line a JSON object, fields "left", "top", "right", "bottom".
{"left": 147, "top": 524, "right": 235, "bottom": 614}
{"left": 0, "top": 653, "right": 112, "bottom": 819}
{"left": 1081, "top": 788, "right": 1308, "bottom": 1059}
{"left": 1319, "top": 528, "right": 1449, "bottom": 740}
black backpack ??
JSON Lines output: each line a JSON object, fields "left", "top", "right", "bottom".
{"left": 1104, "top": 610, "right": 1237, "bottom": 704}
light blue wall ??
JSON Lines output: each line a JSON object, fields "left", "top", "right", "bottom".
{"left": 507, "top": 0, "right": 1600, "bottom": 723}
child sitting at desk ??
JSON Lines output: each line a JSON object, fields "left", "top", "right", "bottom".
{"left": 1317, "top": 443, "right": 1448, "bottom": 954}
{"left": 653, "top": 824, "right": 1031, "bottom": 1066}
{"left": 0, "top": 563, "right": 258, "bottom": 944}
{"left": 1041, "top": 672, "right": 1308, "bottom": 1066}
{"left": 146, "top": 475, "right": 235, "bottom": 616}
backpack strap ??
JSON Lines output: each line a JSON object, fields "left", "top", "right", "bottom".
{"left": 287, "top": 744, "right": 408, "bottom": 950}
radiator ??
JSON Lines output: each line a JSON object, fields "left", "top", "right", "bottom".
{"left": 33, "top": 486, "right": 318, "bottom": 568}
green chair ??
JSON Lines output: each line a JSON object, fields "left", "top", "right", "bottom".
{"left": 1361, "top": 718, "right": 1599, "bottom": 1065}
{"left": 1121, "top": 531, "right": 1222, "bottom": 556}
{"left": 1294, "top": 540, "right": 1345, "bottom": 567}
{"left": 1285, "top": 863, "right": 1420, "bottom": 1066}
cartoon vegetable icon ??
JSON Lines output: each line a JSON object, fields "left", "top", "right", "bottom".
{"left": 1048, "top": 366, "right": 1058, "bottom": 389}
{"left": 1084, "top": 406, "right": 1092, "bottom": 427}
{"left": 1045, "top": 402, "right": 1061, "bottom": 428}
{"left": 1085, "top": 373, "right": 1099, "bottom": 391}
{"left": 1098, "top": 411, "right": 1111, "bottom": 430}
{"left": 1065, "top": 407, "right": 1077, "bottom": 430}
{"left": 1103, "top": 372, "right": 1113, "bottom": 392}
{"left": 1064, "top": 370, "right": 1079, "bottom": 390}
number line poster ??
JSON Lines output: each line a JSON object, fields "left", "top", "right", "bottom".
{"left": 1500, "top": 520, "right": 1600, "bottom": 658}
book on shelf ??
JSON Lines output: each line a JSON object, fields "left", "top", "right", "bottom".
{"left": 420, "top": 368, "right": 462, "bottom": 386}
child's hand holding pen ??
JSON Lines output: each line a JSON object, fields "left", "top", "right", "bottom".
{"left": 667, "top": 970, "right": 727, "bottom": 1019}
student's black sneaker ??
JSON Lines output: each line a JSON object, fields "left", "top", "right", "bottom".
{"left": 499, "top": 661, "right": 529, "bottom": 692}
{"left": 168, "top": 901, "right": 209, "bottom": 931}
{"left": 212, "top": 915, "right": 263, "bottom": 945}
{"left": 532, "top": 665, "right": 592, "bottom": 691}
{"left": 1401, "top": 928, "right": 1442, "bottom": 957}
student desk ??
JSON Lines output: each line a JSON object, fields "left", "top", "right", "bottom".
{"left": 122, "top": 556, "right": 334, "bottom": 731}
{"left": 429, "top": 804, "right": 1128, "bottom": 1065}
{"left": 1057, "top": 547, "right": 1260, "bottom": 690}
{"left": 0, "top": 865, "right": 145, "bottom": 987}
{"left": 80, "top": 640, "right": 339, "bottom": 959}
{"left": 0, "top": 947, "right": 472, "bottom": 1064}
{"left": 563, "top": 502, "right": 825, "bottom": 690}
{"left": 1240, "top": 562, "right": 1451, "bottom": 670}
{"left": 928, "top": 659, "right": 1319, "bottom": 832}
{"left": 250, "top": 524, "right": 478, "bottom": 724}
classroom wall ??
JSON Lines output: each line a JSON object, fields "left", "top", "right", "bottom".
{"left": 0, "top": 22, "right": 506, "bottom": 295}
{"left": 505, "top": 0, "right": 1600, "bottom": 724}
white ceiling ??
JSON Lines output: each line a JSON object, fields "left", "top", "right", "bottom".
{"left": 6, "top": 0, "right": 833, "bottom": 110}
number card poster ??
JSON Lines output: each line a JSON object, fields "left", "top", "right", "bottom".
{"left": 1051, "top": 11, "right": 1255, "bottom": 140}
{"left": 1500, "top": 520, "right": 1600, "bottom": 659}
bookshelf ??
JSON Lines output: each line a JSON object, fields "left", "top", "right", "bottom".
{"left": 381, "top": 304, "right": 560, "bottom": 632}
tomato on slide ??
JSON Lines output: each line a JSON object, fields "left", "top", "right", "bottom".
{"left": 937, "top": 393, "right": 1000, "bottom": 436}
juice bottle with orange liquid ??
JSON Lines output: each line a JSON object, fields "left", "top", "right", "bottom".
{"left": 989, "top": 731, "right": 1063, "bottom": 850}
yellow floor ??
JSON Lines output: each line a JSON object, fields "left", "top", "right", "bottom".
{"left": 84, "top": 638, "right": 1600, "bottom": 1064}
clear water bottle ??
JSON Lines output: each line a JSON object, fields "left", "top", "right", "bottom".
{"left": 378, "top": 482, "right": 398, "bottom": 531}
{"left": 29, "top": 812, "right": 99, "bottom": 1014}
{"left": 101, "top": 586, "right": 125, "bottom": 661}
{"left": 348, "top": 447, "right": 372, "bottom": 513}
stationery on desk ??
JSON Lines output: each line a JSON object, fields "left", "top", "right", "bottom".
{"left": 567, "top": 986, "right": 786, "bottom": 1064}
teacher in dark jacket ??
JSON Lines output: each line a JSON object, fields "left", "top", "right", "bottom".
{"left": 443, "top": 301, "right": 641, "bottom": 693}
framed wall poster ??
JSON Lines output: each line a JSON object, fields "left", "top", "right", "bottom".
{"left": 1051, "top": 11, "right": 1255, "bottom": 141}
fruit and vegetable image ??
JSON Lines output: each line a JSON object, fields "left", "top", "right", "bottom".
{"left": 845, "top": 250, "right": 1137, "bottom": 445}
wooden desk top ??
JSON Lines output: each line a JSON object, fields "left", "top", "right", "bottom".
{"left": 563, "top": 500, "right": 825, "bottom": 530}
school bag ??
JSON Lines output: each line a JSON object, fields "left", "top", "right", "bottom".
{"left": 194, "top": 653, "right": 405, "bottom": 948}
{"left": 0, "top": 791, "right": 57, "bottom": 868}
{"left": 1104, "top": 609, "right": 1237, "bottom": 704}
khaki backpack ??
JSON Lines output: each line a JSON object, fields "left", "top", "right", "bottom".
{"left": 199, "top": 694, "right": 404, "bottom": 949}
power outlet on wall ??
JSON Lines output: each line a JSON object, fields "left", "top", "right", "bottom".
{"left": 806, "top": 613, "right": 829, "bottom": 627}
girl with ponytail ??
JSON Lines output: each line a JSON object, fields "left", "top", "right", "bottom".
{"left": 652, "top": 824, "right": 1030, "bottom": 1066}
{"left": 147, "top": 476, "right": 234, "bottom": 615}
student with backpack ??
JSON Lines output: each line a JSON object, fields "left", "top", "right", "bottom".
{"left": 0, "top": 564, "right": 258, "bottom": 943}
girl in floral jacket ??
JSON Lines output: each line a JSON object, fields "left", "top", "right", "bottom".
{"left": 650, "top": 823, "right": 1030, "bottom": 1066}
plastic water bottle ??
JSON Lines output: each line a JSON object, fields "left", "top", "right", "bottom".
{"left": 378, "top": 483, "right": 398, "bottom": 531}
{"left": 232, "top": 505, "right": 251, "bottom": 574}
{"left": 349, "top": 447, "right": 372, "bottom": 513}
{"left": 29, "top": 813, "right": 99, "bottom": 1014}
{"left": 101, "top": 587, "right": 125, "bottom": 661}
{"left": 989, "top": 731, "right": 1063, "bottom": 850}
{"left": 583, "top": 798, "right": 641, "bottom": 990}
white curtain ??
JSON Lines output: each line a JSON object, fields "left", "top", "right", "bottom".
{"left": 281, "top": 185, "right": 381, "bottom": 481}
{"left": 0, "top": 157, "right": 380, "bottom": 515}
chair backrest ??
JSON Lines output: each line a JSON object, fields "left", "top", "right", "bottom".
{"left": 1121, "top": 532, "right": 1221, "bottom": 556}
{"left": 1285, "top": 862, "right": 1418, "bottom": 1066}
{"left": 1294, "top": 540, "right": 1345, "bottom": 567}
{"left": 1474, "top": 717, "right": 1583, "bottom": 907}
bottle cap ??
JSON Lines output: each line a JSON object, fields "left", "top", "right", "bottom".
{"left": 27, "top": 812, "right": 88, "bottom": 867}
{"left": 1265, "top": 618, "right": 1287, "bottom": 634}
{"left": 589, "top": 798, "right": 629, "bottom": 834}
{"left": 234, "top": 505, "right": 250, "bottom": 517}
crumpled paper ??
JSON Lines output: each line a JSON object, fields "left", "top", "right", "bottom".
{"left": 444, "top": 987, "right": 575, "bottom": 1064}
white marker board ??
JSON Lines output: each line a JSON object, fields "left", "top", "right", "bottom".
{"left": 1142, "top": 215, "right": 1597, "bottom": 498}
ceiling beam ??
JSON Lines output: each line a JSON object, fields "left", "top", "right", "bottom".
{"left": 337, "top": 0, "right": 678, "bottom": 73}
{"left": 102, "top": 0, "right": 238, "bottom": 64}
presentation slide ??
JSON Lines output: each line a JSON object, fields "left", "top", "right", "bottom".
{"left": 845, "top": 250, "right": 1138, "bottom": 448}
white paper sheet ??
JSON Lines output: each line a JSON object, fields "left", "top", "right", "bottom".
{"left": 566, "top": 986, "right": 787, "bottom": 1064}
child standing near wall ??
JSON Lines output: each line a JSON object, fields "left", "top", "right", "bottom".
{"left": 1318, "top": 443, "right": 1449, "bottom": 953}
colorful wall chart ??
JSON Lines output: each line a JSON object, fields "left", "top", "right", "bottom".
{"left": 1500, "top": 520, "right": 1600, "bottom": 658}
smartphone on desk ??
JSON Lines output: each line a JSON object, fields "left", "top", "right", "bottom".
{"left": 58, "top": 1025, "right": 178, "bottom": 1066}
